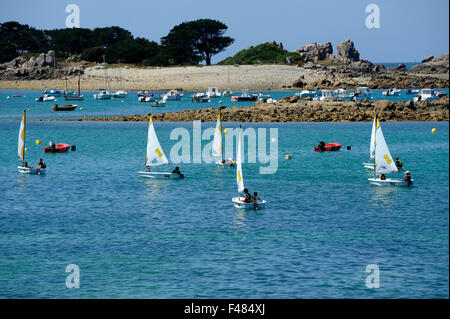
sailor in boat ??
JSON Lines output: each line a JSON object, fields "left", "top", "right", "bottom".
{"left": 220, "top": 159, "right": 235, "bottom": 167}
{"left": 145, "top": 165, "right": 151, "bottom": 172}
{"left": 404, "top": 171, "right": 413, "bottom": 186}
{"left": 48, "top": 141, "right": 56, "bottom": 152}
{"left": 243, "top": 188, "right": 252, "bottom": 203}
{"left": 318, "top": 141, "right": 326, "bottom": 151}
{"left": 380, "top": 174, "right": 386, "bottom": 181}
{"left": 171, "top": 166, "right": 184, "bottom": 178}
{"left": 35, "top": 158, "right": 46, "bottom": 174}
{"left": 395, "top": 157, "right": 403, "bottom": 171}
{"left": 22, "top": 161, "right": 29, "bottom": 168}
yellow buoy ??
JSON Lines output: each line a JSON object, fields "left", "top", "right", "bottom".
{"left": 35, "top": 140, "right": 41, "bottom": 145}
{"left": 223, "top": 129, "right": 228, "bottom": 134}
{"left": 432, "top": 128, "right": 437, "bottom": 134}
{"left": 285, "top": 155, "right": 292, "bottom": 160}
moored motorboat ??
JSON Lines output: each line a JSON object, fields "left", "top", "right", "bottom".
{"left": 35, "top": 94, "right": 56, "bottom": 102}
{"left": 52, "top": 104, "right": 78, "bottom": 111}
{"left": 231, "top": 89, "right": 258, "bottom": 101}
{"left": 314, "top": 143, "right": 342, "bottom": 152}
{"left": 44, "top": 142, "right": 71, "bottom": 153}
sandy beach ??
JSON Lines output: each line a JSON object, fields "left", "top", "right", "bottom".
{"left": 0, "top": 65, "right": 316, "bottom": 91}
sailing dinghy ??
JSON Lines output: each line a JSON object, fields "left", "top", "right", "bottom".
{"left": 231, "top": 126, "right": 266, "bottom": 209}
{"left": 368, "top": 119, "right": 412, "bottom": 187}
{"left": 17, "top": 110, "right": 46, "bottom": 175}
{"left": 212, "top": 107, "right": 235, "bottom": 167}
{"left": 138, "top": 115, "right": 184, "bottom": 179}
{"left": 363, "top": 115, "right": 377, "bottom": 170}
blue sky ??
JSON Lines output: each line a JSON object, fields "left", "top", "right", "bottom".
{"left": 1, "top": 0, "right": 448, "bottom": 63}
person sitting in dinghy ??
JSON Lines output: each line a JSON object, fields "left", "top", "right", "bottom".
{"left": 318, "top": 141, "right": 326, "bottom": 151}
{"left": 243, "top": 188, "right": 252, "bottom": 203}
{"left": 22, "top": 162, "right": 29, "bottom": 168}
{"left": 404, "top": 171, "right": 412, "bottom": 186}
{"left": 252, "top": 192, "right": 261, "bottom": 202}
{"left": 145, "top": 166, "right": 151, "bottom": 172}
{"left": 380, "top": 174, "right": 386, "bottom": 180}
{"left": 35, "top": 158, "right": 46, "bottom": 173}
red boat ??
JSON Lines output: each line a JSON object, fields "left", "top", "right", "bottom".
{"left": 44, "top": 143, "right": 71, "bottom": 153}
{"left": 314, "top": 143, "right": 342, "bottom": 152}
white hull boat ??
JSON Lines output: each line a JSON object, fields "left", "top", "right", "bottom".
{"left": 94, "top": 90, "right": 113, "bottom": 100}
{"left": 138, "top": 171, "right": 183, "bottom": 179}
{"left": 112, "top": 91, "right": 127, "bottom": 98}
{"left": 232, "top": 126, "right": 266, "bottom": 209}
{"left": 138, "top": 115, "right": 184, "bottom": 180}
{"left": 368, "top": 178, "right": 413, "bottom": 187}
{"left": 17, "top": 166, "right": 46, "bottom": 175}
{"left": 232, "top": 197, "right": 267, "bottom": 209}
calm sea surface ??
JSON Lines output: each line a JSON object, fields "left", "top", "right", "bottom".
{"left": 0, "top": 90, "right": 448, "bottom": 298}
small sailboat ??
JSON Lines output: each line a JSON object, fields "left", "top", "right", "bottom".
{"left": 363, "top": 115, "right": 377, "bottom": 170}
{"left": 138, "top": 115, "right": 184, "bottom": 179}
{"left": 17, "top": 110, "right": 46, "bottom": 175}
{"left": 368, "top": 119, "right": 412, "bottom": 187}
{"left": 211, "top": 107, "right": 235, "bottom": 167}
{"left": 231, "top": 126, "right": 266, "bottom": 209}
{"left": 64, "top": 77, "right": 84, "bottom": 100}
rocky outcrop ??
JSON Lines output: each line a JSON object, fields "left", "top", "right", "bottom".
{"left": 410, "top": 54, "right": 449, "bottom": 74}
{"left": 295, "top": 42, "right": 333, "bottom": 62}
{"left": 337, "top": 40, "right": 360, "bottom": 62}
{"left": 0, "top": 51, "right": 84, "bottom": 80}
{"left": 66, "top": 96, "right": 449, "bottom": 123}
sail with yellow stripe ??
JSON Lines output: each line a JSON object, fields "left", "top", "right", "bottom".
{"left": 236, "top": 126, "right": 244, "bottom": 193}
{"left": 18, "top": 110, "right": 25, "bottom": 162}
{"left": 145, "top": 115, "right": 169, "bottom": 167}
{"left": 374, "top": 119, "right": 398, "bottom": 174}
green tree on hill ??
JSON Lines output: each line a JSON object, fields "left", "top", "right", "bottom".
{"left": 161, "top": 19, "right": 234, "bottom": 65}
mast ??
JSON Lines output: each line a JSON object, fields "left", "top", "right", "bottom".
{"left": 103, "top": 54, "right": 107, "bottom": 90}
{"left": 227, "top": 65, "right": 230, "bottom": 91}
{"left": 53, "top": 54, "right": 56, "bottom": 88}
{"left": 78, "top": 77, "right": 80, "bottom": 96}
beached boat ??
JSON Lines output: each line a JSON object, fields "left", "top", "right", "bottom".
{"left": 212, "top": 107, "right": 235, "bottom": 167}
{"left": 413, "top": 89, "right": 438, "bottom": 102}
{"left": 231, "top": 89, "right": 258, "bottom": 101}
{"left": 362, "top": 115, "right": 377, "bottom": 170}
{"left": 35, "top": 94, "right": 56, "bottom": 102}
{"left": 367, "top": 119, "right": 412, "bottom": 187}
{"left": 17, "top": 110, "right": 46, "bottom": 175}
{"left": 138, "top": 115, "right": 184, "bottom": 179}
{"left": 163, "top": 90, "right": 183, "bottom": 100}
{"left": 52, "top": 104, "right": 78, "bottom": 111}
{"left": 336, "top": 88, "right": 351, "bottom": 100}
{"left": 232, "top": 126, "right": 266, "bottom": 209}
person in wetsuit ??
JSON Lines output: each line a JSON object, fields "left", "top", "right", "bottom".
{"left": 404, "top": 171, "right": 412, "bottom": 186}
{"left": 243, "top": 188, "right": 252, "bottom": 203}
{"left": 395, "top": 157, "right": 403, "bottom": 171}
{"left": 318, "top": 141, "right": 326, "bottom": 151}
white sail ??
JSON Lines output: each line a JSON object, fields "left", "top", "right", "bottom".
{"left": 211, "top": 113, "right": 222, "bottom": 160}
{"left": 369, "top": 115, "right": 377, "bottom": 160}
{"left": 236, "top": 127, "right": 245, "bottom": 193}
{"left": 145, "top": 116, "right": 169, "bottom": 167}
{"left": 374, "top": 121, "right": 398, "bottom": 174}
{"left": 18, "top": 110, "right": 25, "bottom": 162}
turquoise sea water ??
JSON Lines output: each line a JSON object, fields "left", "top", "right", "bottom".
{"left": 0, "top": 113, "right": 448, "bottom": 298}
{"left": 0, "top": 88, "right": 448, "bottom": 121}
